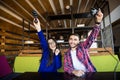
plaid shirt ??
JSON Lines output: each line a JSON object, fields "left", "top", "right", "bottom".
{"left": 64, "top": 25, "right": 100, "bottom": 74}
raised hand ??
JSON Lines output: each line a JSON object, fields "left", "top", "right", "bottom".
{"left": 33, "top": 18, "right": 41, "bottom": 32}
{"left": 95, "top": 8, "right": 103, "bottom": 23}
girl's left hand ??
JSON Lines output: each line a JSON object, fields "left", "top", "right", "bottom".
{"left": 55, "top": 49, "right": 60, "bottom": 55}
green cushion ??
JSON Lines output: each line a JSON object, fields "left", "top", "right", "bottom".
{"left": 90, "top": 55, "right": 120, "bottom": 72}
{"left": 58, "top": 55, "right": 120, "bottom": 72}
{"left": 13, "top": 57, "right": 40, "bottom": 73}
{"left": 57, "top": 56, "right": 64, "bottom": 72}
{"left": 13, "top": 55, "right": 120, "bottom": 73}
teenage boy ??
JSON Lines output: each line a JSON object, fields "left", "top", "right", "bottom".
{"left": 64, "top": 9, "right": 103, "bottom": 77}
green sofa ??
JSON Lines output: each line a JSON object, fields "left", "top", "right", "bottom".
{"left": 13, "top": 55, "right": 120, "bottom": 73}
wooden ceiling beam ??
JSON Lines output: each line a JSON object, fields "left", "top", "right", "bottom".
{"left": 49, "top": 0, "right": 59, "bottom": 28}
{"left": 69, "top": 0, "right": 73, "bottom": 28}
{"left": 13, "top": 0, "right": 33, "bottom": 18}
{"left": 47, "top": 12, "right": 92, "bottom": 20}
{"left": 38, "top": 0, "right": 47, "bottom": 12}
{"left": 49, "top": 0, "right": 57, "bottom": 15}
{"left": 0, "top": 16, "right": 27, "bottom": 30}
{"left": 25, "top": 0, "right": 46, "bottom": 22}
{"left": 0, "top": 0, "right": 30, "bottom": 23}
{"left": 0, "top": 0, "right": 35, "bottom": 30}
{"left": 25, "top": 0, "right": 49, "bottom": 28}
{"left": 80, "top": 0, "right": 90, "bottom": 24}
{"left": 0, "top": 0, "right": 102, "bottom": 34}
{"left": 59, "top": 0, "right": 67, "bottom": 28}
{"left": 70, "top": 0, "right": 73, "bottom": 5}
{"left": 0, "top": 5, "right": 29, "bottom": 29}
{"left": 75, "top": 0, "right": 82, "bottom": 25}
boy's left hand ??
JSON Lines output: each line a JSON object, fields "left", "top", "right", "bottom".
{"left": 95, "top": 8, "right": 103, "bottom": 23}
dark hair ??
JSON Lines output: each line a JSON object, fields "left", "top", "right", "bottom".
{"left": 69, "top": 33, "right": 80, "bottom": 40}
{"left": 47, "top": 38, "right": 59, "bottom": 66}
{"left": 48, "top": 38, "right": 57, "bottom": 46}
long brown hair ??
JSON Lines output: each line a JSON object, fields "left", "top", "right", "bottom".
{"left": 47, "top": 38, "right": 60, "bottom": 66}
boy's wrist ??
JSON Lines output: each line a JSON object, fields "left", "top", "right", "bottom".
{"left": 95, "top": 21, "right": 101, "bottom": 25}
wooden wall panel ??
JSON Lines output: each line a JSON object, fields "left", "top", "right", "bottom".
{"left": 5, "top": 39, "right": 22, "bottom": 44}
{"left": 0, "top": 29, "right": 39, "bottom": 56}
{"left": 0, "top": 38, "right": 3, "bottom": 43}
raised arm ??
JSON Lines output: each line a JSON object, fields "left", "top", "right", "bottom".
{"left": 82, "top": 9, "right": 103, "bottom": 49}
{"left": 33, "top": 18, "right": 48, "bottom": 52}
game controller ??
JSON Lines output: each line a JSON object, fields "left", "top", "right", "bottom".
{"left": 32, "top": 10, "right": 38, "bottom": 23}
{"left": 90, "top": 8, "right": 98, "bottom": 16}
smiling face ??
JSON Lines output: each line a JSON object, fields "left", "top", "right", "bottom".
{"left": 69, "top": 34, "right": 80, "bottom": 49}
{"left": 48, "top": 39, "right": 56, "bottom": 51}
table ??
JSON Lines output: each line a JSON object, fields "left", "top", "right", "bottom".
{"left": 12, "top": 72, "right": 120, "bottom": 80}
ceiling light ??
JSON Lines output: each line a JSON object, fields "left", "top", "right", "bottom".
{"left": 65, "top": 5, "right": 70, "bottom": 9}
